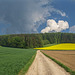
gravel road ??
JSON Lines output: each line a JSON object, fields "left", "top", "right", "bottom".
{"left": 26, "top": 50, "right": 70, "bottom": 75}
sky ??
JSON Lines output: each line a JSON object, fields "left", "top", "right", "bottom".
{"left": 0, "top": 0, "right": 75, "bottom": 35}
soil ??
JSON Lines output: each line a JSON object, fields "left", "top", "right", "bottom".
{"left": 42, "top": 50, "right": 75, "bottom": 71}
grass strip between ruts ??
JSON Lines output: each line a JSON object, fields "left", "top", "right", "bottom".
{"left": 41, "top": 51, "right": 75, "bottom": 75}
{"left": 18, "top": 52, "right": 36, "bottom": 75}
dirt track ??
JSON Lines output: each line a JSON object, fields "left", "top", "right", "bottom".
{"left": 26, "top": 50, "right": 70, "bottom": 75}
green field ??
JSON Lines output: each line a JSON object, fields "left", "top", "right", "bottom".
{"left": 43, "top": 44, "right": 57, "bottom": 47}
{"left": 0, "top": 47, "right": 36, "bottom": 75}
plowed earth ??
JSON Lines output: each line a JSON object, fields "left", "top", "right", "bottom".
{"left": 42, "top": 50, "right": 75, "bottom": 71}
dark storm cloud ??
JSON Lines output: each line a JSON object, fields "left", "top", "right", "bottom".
{"left": 0, "top": 0, "right": 28, "bottom": 34}
{"left": 0, "top": 0, "right": 66, "bottom": 34}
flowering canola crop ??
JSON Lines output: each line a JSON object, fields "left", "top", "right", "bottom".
{"left": 35, "top": 43, "right": 75, "bottom": 50}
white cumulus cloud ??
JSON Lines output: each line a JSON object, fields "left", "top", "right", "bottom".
{"left": 69, "top": 25, "right": 75, "bottom": 33}
{"left": 0, "top": 0, "right": 67, "bottom": 34}
{"left": 41, "top": 19, "right": 69, "bottom": 33}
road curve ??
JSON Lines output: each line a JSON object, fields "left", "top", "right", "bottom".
{"left": 26, "top": 50, "right": 70, "bottom": 75}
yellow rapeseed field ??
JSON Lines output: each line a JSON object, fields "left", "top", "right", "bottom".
{"left": 35, "top": 43, "right": 75, "bottom": 50}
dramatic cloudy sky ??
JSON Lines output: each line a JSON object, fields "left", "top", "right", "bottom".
{"left": 0, "top": 0, "right": 75, "bottom": 35}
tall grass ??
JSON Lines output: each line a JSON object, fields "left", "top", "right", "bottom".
{"left": 0, "top": 47, "right": 36, "bottom": 75}
{"left": 18, "top": 53, "right": 36, "bottom": 75}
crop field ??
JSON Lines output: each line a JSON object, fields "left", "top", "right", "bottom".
{"left": 35, "top": 43, "right": 75, "bottom": 50}
{"left": 0, "top": 47, "right": 36, "bottom": 75}
{"left": 42, "top": 50, "right": 75, "bottom": 71}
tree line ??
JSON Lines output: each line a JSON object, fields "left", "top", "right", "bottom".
{"left": 0, "top": 33, "right": 75, "bottom": 48}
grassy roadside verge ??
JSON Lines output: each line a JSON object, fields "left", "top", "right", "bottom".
{"left": 41, "top": 51, "right": 75, "bottom": 75}
{"left": 18, "top": 52, "right": 36, "bottom": 75}
{"left": 43, "top": 44, "right": 57, "bottom": 47}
